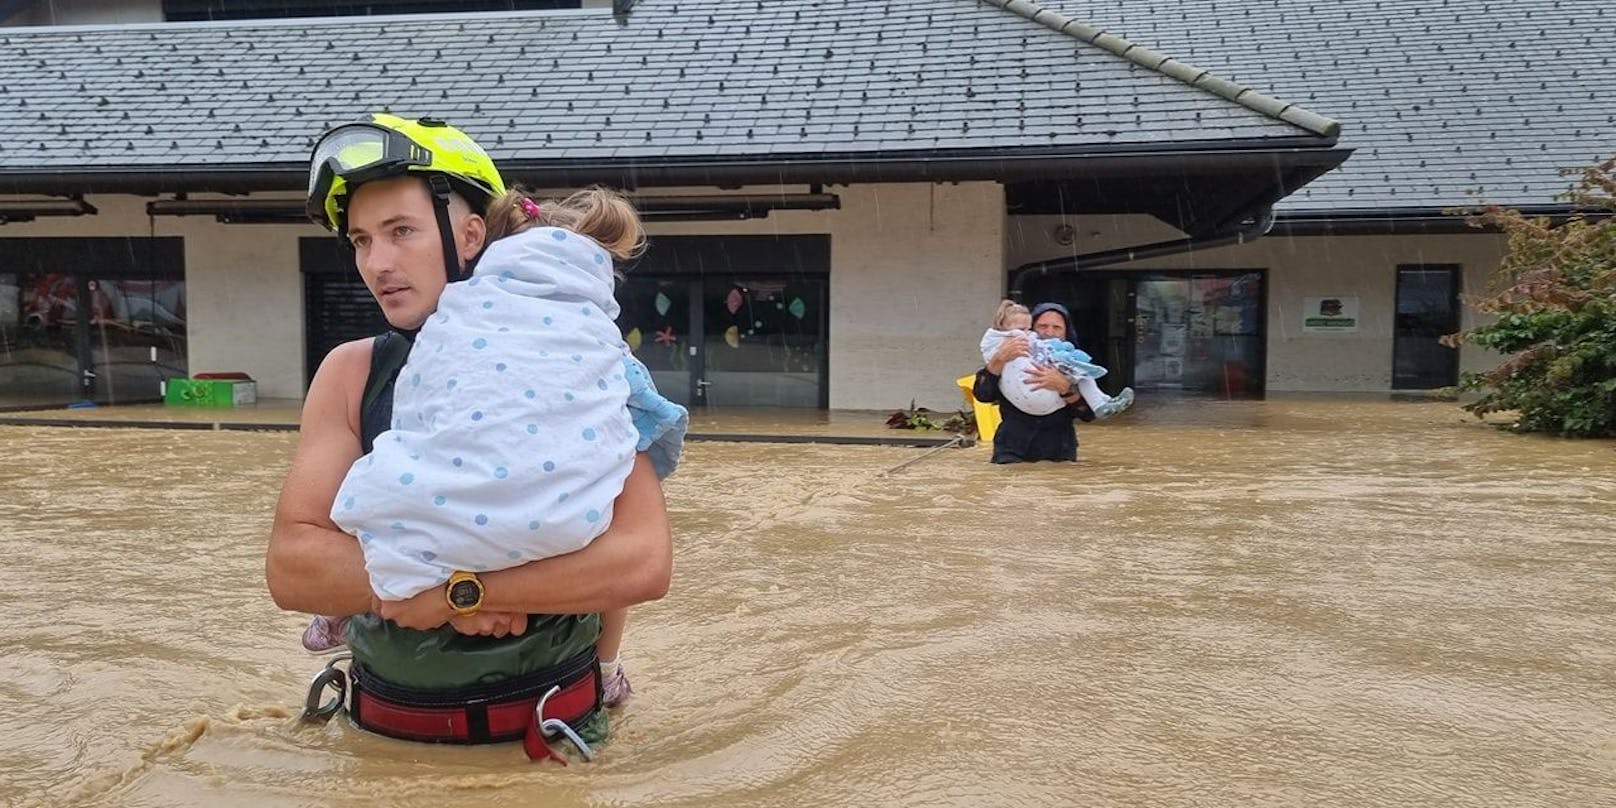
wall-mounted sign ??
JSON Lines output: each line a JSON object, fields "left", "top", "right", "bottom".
{"left": 1303, "top": 296, "right": 1359, "bottom": 333}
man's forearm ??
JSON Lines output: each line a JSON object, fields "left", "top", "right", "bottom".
{"left": 266, "top": 522, "right": 373, "bottom": 616}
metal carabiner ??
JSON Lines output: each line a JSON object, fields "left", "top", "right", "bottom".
{"left": 535, "top": 684, "right": 595, "bottom": 761}
{"left": 301, "top": 654, "right": 351, "bottom": 723}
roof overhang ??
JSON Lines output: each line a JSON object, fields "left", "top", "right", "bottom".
{"left": 1004, "top": 145, "right": 1350, "bottom": 237}
{"left": 0, "top": 141, "right": 1350, "bottom": 228}
{"left": 1271, "top": 206, "right": 1612, "bottom": 236}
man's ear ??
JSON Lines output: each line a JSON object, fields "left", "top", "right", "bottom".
{"left": 458, "top": 214, "right": 487, "bottom": 266}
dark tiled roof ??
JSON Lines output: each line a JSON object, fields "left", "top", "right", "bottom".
{"left": 0, "top": 0, "right": 1331, "bottom": 182}
{"left": 1046, "top": 0, "right": 1616, "bottom": 211}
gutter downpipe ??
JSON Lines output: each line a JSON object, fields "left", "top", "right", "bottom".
{"left": 1007, "top": 206, "right": 1276, "bottom": 300}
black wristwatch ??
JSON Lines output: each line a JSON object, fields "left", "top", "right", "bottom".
{"left": 445, "top": 570, "right": 485, "bottom": 616}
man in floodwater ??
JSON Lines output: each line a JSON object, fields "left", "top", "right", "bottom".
{"left": 973, "top": 301, "right": 1095, "bottom": 463}
{"left": 265, "top": 114, "right": 672, "bottom": 758}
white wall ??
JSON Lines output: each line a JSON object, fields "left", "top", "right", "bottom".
{"left": 1007, "top": 215, "right": 1506, "bottom": 392}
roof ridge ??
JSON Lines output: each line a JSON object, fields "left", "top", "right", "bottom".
{"left": 980, "top": 0, "right": 1341, "bottom": 141}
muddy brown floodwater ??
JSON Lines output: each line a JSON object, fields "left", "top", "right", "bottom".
{"left": 2, "top": 396, "right": 1613, "bottom": 807}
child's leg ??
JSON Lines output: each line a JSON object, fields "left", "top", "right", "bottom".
{"left": 1072, "top": 375, "right": 1112, "bottom": 411}
{"left": 1078, "top": 375, "right": 1135, "bottom": 418}
{"left": 598, "top": 607, "right": 628, "bottom": 666}
{"left": 598, "top": 608, "right": 634, "bottom": 707}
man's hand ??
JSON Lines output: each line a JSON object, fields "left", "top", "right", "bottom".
{"left": 374, "top": 587, "right": 455, "bottom": 631}
{"left": 449, "top": 612, "right": 529, "bottom": 638}
{"left": 988, "top": 335, "right": 1031, "bottom": 375}
{"left": 1025, "top": 364, "right": 1074, "bottom": 395}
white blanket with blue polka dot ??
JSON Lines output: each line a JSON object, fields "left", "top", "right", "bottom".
{"left": 332, "top": 226, "right": 683, "bottom": 601}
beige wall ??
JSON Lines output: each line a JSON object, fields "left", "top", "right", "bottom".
{"left": 2, "top": 195, "right": 314, "bottom": 398}
{"left": 1007, "top": 215, "right": 1505, "bottom": 392}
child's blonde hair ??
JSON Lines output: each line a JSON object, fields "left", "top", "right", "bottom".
{"left": 992, "top": 299, "right": 1030, "bottom": 329}
{"left": 484, "top": 184, "right": 647, "bottom": 261}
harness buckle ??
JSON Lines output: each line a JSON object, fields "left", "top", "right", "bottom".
{"left": 530, "top": 684, "right": 595, "bottom": 762}
{"left": 301, "top": 653, "right": 351, "bottom": 724}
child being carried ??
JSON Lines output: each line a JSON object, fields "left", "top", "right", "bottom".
{"left": 979, "top": 299, "right": 1134, "bottom": 418}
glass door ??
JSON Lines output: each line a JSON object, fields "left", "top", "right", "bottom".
{"left": 699, "top": 278, "right": 824, "bottom": 408}
{"left": 1132, "top": 272, "right": 1265, "bottom": 396}
{"left": 617, "top": 277, "right": 695, "bottom": 406}
{"left": 1393, "top": 265, "right": 1460, "bottom": 389}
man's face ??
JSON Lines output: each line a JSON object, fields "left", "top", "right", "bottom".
{"left": 345, "top": 176, "right": 481, "bottom": 330}
{"left": 1033, "top": 311, "right": 1067, "bottom": 340}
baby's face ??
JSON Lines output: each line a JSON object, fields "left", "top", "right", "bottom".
{"left": 1005, "top": 313, "right": 1032, "bottom": 331}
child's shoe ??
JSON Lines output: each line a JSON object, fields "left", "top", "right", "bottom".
{"left": 601, "top": 663, "right": 634, "bottom": 708}
{"left": 1094, "top": 387, "right": 1135, "bottom": 419}
{"left": 301, "top": 615, "right": 350, "bottom": 655}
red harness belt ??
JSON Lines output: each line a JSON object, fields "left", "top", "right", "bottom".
{"left": 348, "top": 654, "right": 601, "bottom": 763}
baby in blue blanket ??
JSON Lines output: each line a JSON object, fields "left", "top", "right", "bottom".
{"left": 304, "top": 188, "right": 686, "bottom": 708}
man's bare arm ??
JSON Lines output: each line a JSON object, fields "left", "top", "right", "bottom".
{"left": 265, "top": 340, "right": 375, "bottom": 616}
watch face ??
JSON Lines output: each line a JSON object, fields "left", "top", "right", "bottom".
{"left": 448, "top": 579, "right": 480, "bottom": 609}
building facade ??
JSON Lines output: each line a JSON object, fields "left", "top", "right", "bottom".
{"left": 1, "top": 0, "right": 1608, "bottom": 410}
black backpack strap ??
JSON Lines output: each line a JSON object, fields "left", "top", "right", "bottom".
{"left": 360, "top": 331, "right": 411, "bottom": 453}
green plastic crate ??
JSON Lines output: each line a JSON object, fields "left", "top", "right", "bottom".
{"left": 164, "top": 378, "right": 257, "bottom": 407}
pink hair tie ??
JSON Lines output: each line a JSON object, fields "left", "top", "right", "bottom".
{"left": 517, "top": 197, "right": 542, "bottom": 220}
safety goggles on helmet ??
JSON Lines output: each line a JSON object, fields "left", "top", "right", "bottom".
{"left": 305, "top": 122, "right": 434, "bottom": 231}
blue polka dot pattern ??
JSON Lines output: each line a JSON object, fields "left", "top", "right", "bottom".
{"left": 524, "top": 389, "right": 536, "bottom": 399}
{"left": 471, "top": 411, "right": 484, "bottom": 421}
{"left": 421, "top": 550, "right": 437, "bottom": 561}
{"left": 494, "top": 466, "right": 508, "bottom": 479}
{"left": 571, "top": 354, "right": 582, "bottom": 362}
{"left": 473, "top": 338, "right": 487, "bottom": 349}
{"left": 474, "top": 514, "right": 489, "bottom": 525}
{"left": 543, "top": 461, "right": 556, "bottom": 472}
{"left": 528, "top": 520, "right": 541, "bottom": 530}
{"left": 543, "top": 316, "right": 553, "bottom": 325}
{"left": 507, "top": 550, "right": 522, "bottom": 560}
{"left": 596, "top": 379, "right": 608, "bottom": 390}
{"left": 411, "top": 373, "right": 421, "bottom": 387}
{"left": 586, "top": 509, "right": 601, "bottom": 523}
{"left": 594, "top": 253, "right": 606, "bottom": 265}
{"left": 399, "top": 472, "right": 415, "bottom": 485}
{"left": 452, "top": 457, "right": 463, "bottom": 467}
{"left": 564, "top": 392, "right": 574, "bottom": 401}
{"left": 496, "top": 362, "right": 507, "bottom": 372}
{"left": 582, "top": 427, "right": 597, "bottom": 441}
{"left": 447, "top": 378, "right": 457, "bottom": 390}
{"left": 482, "top": 301, "right": 494, "bottom": 309}
{"left": 551, "top": 230, "right": 567, "bottom": 240}
{"left": 433, "top": 495, "right": 447, "bottom": 506}
{"left": 526, "top": 424, "right": 539, "bottom": 434}
{"left": 343, "top": 496, "right": 355, "bottom": 510}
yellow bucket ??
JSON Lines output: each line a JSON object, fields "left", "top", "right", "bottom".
{"left": 956, "top": 374, "right": 1001, "bottom": 443}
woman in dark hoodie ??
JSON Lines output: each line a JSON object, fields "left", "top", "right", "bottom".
{"left": 973, "top": 301, "right": 1096, "bottom": 463}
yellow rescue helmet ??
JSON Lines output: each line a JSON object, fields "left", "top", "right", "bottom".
{"left": 305, "top": 113, "right": 506, "bottom": 232}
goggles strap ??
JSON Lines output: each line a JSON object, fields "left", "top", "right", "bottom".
{"left": 426, "top": 174, "right": 463, "bottom": 285}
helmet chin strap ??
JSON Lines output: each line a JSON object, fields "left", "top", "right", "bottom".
{"left": 426, "top": 174, "right": 463, "bottom": 287}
